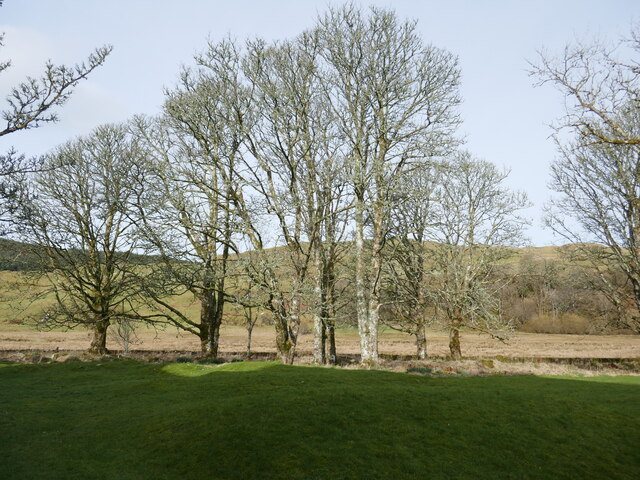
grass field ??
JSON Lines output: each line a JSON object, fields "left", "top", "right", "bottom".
{"left": 1, "top": 360, "right": 638, "bottom": 479}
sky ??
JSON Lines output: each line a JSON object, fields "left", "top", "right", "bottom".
{"left": 0, "top": 0, "right": 637, "bottom": 246}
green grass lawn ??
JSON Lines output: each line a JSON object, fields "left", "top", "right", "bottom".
{"left": 1, "top": 361, "right": 638, "bottom": 480}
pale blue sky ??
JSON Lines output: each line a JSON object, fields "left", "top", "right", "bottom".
{"left": 0, "top": 1, "right": 637, "bottom": 245}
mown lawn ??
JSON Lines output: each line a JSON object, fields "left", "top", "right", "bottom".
{"left": 0, "top": 360, "right": 638, "bottom": 479}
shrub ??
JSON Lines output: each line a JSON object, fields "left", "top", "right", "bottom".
{"left": 519, "top": 314, "right": 592, "bottom": 334}
{"left": 197, "top": 358, "right": 225, "bottom": 365}
{"left": 406, "top": 366, "right": 432, "bottom": 375}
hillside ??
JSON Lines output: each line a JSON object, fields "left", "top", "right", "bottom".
{"left": 1, "top": 238, "right": 632, "bottom": 335}
{"left": 0, "top": 238, "right": 44, "bottom": 271}
{"left": 0, "top": 238, "right": 166, "bottom": 272}
{"left": 0, "top": 237, "right": 570, "bottom": 272}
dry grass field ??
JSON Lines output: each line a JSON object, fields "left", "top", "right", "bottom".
{"left": 1, "top": 324, "right": 638, "bottom": 359}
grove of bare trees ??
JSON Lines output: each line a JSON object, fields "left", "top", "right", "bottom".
{"left": 6, "top": 6, "right": 638, "bottom": 363}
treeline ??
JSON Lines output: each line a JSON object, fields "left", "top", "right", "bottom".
{"left": 500, "top": 251, "right": 633, "bottom": 335}
{"left": 0, "top": 238, "right": 42, "bottom": 271}
{"left": 2, "top": 5, "right": 639, "bottom": 363}
{"left": 0, "top": 238, "right": 162, "bottom": 272}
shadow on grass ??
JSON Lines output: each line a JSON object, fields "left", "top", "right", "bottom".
{"left": 1, "top": 360, "right": 638, "bottom": 480}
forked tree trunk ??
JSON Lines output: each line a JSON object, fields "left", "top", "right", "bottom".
{"left": 274, "top": 306, "right": 297, "bottom": 365}
{"left": 449, "top": 326, "right": 462, "bottom": 360}
{"left": 200, "top": 324, "right": 221, "bottom": 358}
{"left": 89, "top": 318, "right": 110, "bottom": 354}
{"left": 200, "top": 290, "right": 222, "bottom": 358}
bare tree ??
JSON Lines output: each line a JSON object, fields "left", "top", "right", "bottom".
{"left": 313, "top": 190, "right": 351, "bottom": 365}
{"left": 239, "top": 31, "right": 352, "bottom": 364}
{"left": 382, "top": 162, "right": 441, "bottom": 359}
{"left": 240, "top": 34, "right": 324, "bottom": 363}
{"left": 0, "top": 38, "right": 112, "bottom": 137}
{"left": 128, "top": 6, "right": 460, "bottom": 366}
{"left": 532, "top": 26, "right": 640, "bottom": 332}
{"left": 0, "top": 149, "right": 28, "bottom": 232}
{"left": 242, "top": 303, "right": 258, "bottom": 359}
{"left": 428, "top": 154, "right": 529, "bottom": 359}
{"left": 129, "top": 39, "right": 246, "bottom": 358}
{"left": 228, "top": 271, "right": 264, "bottom": 359}
{"left": 18, "top": 124, "right": 147, "bottom": 354}
{"left": 147, "top": 36, "right": 309, "bottom": 365}
{"left": 317, "top": 4, "right": 461, "bottom": 364}
{"left": 0, "top": 35, "right": 111, "bottom": 230}
{"left": 109, "top": 317, "right": 140, "bottom": 354}
{"left": 530, "top": 28, "right": 640, "bottom": 150}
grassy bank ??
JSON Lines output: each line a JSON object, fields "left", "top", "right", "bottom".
{"left": 1, "top": 360, "right": 638, "bottom": 479}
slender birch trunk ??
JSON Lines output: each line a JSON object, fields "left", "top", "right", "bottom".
{"left": 354, "top": 192, "right": 372, "bottom": 363}
{"left": 312, "top": 237, "right": 326, "bottom": 365}
{"left": 415, "top": 325, "right": 427, "bottom": 360}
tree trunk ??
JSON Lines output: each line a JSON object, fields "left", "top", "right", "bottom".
{"left": 312, "top": 312, "right": 325, "bottom": 364}
{"left": 363, "top": 183, "right": 385, "bottom": 366}
{"left": 354, "top": 193, "right": 372, "bottom": 364}
{"left": 198, "top": 321, "right": 209, "bottom": 353}
{"left": 245, "top": 307, "right": 254, "bottom": 359}
{"left": 365, "top": 225, "right": 382, "bottom": 365}
{"left": 200, "top": 290, "right": 221, "bottom": 358}
{"left": 365, "top": 299, "right": 380, "bottom": 365}
{"left": 312, "top": 268, "right": 326, "bottom": 364}
{"left": 89, "top": 318, "right": 109, "bottom": 354}
{"left": 287, "top": 297, "right": 301, "bottom": 364}
{"left": 311, "top": 230, "right": 326, "bottom": 364}
{"left": 273, "top": 296, "right": 296, "bottom": 364}
{"left": 325, "top": 261, "right": 338, "bottom": 366}
{"left": 415, "top": 325, "right": 427, "bottom": 360}
{"left": 449, "top": 326, "right": 462, "bottom": 360}
{"left": 203, "top": 322, "right": 221, "bottom": 358}
{"left": 246, "top": 323, "right": 253, "bottom": 359}
{"left": 327, "top": 319, "right": 337, "bottom": 365}
{"left": 321, "top": 320, "right": 327, "bottom": 363}
{"left": 274, "top": 315, "right": 291, "bottom": 362}
{"left": 632, "top": 277, "right": 640, "bottom": 314}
